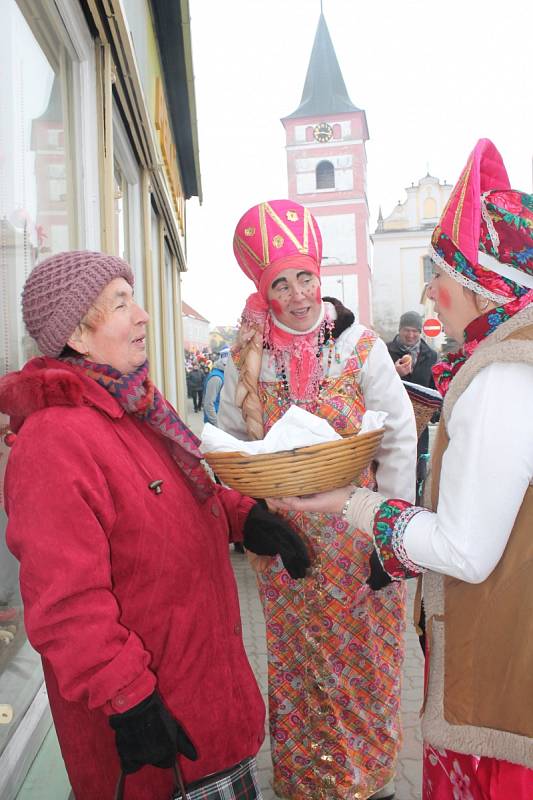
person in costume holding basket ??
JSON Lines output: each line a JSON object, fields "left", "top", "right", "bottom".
{"left": 0, "top": 250, "right": 310, "bottom": 800}
{"left": 271, "top": 140, "right": 533, "bottom": 800}
{"left": 219, "top": 199, "right": 417, "bottom": 800}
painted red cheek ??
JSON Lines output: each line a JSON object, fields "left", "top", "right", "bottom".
{"left": 438, "top": 287, "right": 451, "bottom": 309}
{"left": 315, "top": 286, "right": 322, "bottom": 302}
{"left": 270, "top": 299, "right": 283, "bottom": 314}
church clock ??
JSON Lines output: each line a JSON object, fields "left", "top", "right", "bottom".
{"left": 313, "top": 122, "right": 333, "bottom": 143}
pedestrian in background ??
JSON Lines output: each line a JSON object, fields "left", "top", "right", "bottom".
{"left": 0, "top": 250, "right": 310, "bottom": 800}
{"left": 203, "top": 347, "right": 229, "bottom": 427}
{"left": 186, "top": 362, "right": 204, "bottom": 412}
{"left": 387, "top": 311, "right": 438, "bottom": 495}
{"left": 220, "top": 199, "right": 417, "bottom": 800}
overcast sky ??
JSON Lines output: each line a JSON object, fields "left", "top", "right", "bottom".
{"left": 182, "top": 0, "right": 533, "bottom": 326}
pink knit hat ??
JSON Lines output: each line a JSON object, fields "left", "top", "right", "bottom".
{"left": 22, "top": 250, "right": 134, "bottom": 357}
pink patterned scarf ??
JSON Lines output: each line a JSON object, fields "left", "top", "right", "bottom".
{"left": 66, "top": 357, "right": 214, "bottom": 502}
{"left": 239, "top": 291, "right": 332, "bottom": 402}
{"left": 432, "top": 292, "right": 533, "bottom": 397}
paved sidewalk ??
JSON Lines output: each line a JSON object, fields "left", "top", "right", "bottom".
{"left": 231, "top": 553, "right": 424, "bottom": 800}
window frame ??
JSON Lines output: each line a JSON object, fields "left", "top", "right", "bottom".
{"left": 0, "top": 3, "right": 99, "bottom": 796}
{"left": 316, "top": 159, "right": 335, "bottom": 190}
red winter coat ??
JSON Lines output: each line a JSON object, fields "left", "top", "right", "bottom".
{"left": 0, "top": 359, "right": 264, "bottom": 800}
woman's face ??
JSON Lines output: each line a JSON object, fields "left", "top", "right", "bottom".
{"left": 267, "top": 268, "right": 322, "bottom": 332}
{"left": 427, "top": 267, "right": 479, "bottom": 342}
{"left": 69, "top": 278, "right": 149, "bottom": 373}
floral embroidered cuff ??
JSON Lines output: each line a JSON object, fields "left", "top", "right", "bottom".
{"left": 373, "top": 499, "right": 425, "bottom": 579}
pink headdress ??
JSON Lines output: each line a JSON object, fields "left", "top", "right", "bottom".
{"left": 430, "top": 140, "right": 533, "bottom": 397}
{"left": 430, "top": 139, "right": 533, "bottom": 303}
{"left": 233, "top": 199, "right": 322, "bottom": 311}
{"left": 232, "top": 200, "right": 326, "bottom": 439}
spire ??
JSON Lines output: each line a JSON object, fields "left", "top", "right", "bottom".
{"left": 284, "top": 13, "right": 360, "bottom": 119}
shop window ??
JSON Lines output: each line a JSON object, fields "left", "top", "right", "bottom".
{"left": 163, "top": 240, "right": 177, "bottom": 407}
{"left": 0, "top": 0, "right": 78, "bottom": 762}
{"left": 316, "top": 160, "right": 335, "bottom": 190}
{"left": 114, "top": 160, "right": 129, "bottom": 262}
{"left": 150, "top": 204, "right": 164, "bottom": 387}
{"left": 423, "top": 255, "right": 434, "bottom": 283}
{"left": 113, "top": 106, "right": 144, "bottom": 306}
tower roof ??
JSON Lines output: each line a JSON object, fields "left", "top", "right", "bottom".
{"left": 284, "top": 13, "right": 360, "bottom": 120}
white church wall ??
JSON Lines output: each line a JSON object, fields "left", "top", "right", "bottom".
{"left": 372, "top": 232, "right": 428, "bottom": 341}
{"left": 373, "top": 176, "right": 453, "bottom": 340}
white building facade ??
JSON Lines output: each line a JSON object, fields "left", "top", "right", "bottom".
{"left": 182, "top": 302, "right": 210, "bottom": 352}
{"left": 371, "top": 174, "right": 452, "bottom": 343}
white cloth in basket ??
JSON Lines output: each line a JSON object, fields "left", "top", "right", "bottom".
{"left": 200, "top": 405, "right": 387, "bottom": 456}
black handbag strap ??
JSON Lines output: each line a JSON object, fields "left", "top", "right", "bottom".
{"left": 114, "top": 762, "right": 188, "bottom": 800}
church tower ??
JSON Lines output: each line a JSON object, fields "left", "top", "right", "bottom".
{"left": 281, "top": 13, "right": 371, "bottom": 324}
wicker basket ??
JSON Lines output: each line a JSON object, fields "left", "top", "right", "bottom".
{"left": 403, "top": 381, "right": 442, "bottom": 439}
{"left": 204, "top": 428, "right": 384, "bottom": 498}
{"left": 411, "top": 399, "right": 438, "bottom": 439}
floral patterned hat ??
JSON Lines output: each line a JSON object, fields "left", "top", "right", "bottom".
{"left": 430, "top": 138, "right": 533, "bottom": 304}
{"left": 233, "top": 199, "right": 323, "bottom": 300}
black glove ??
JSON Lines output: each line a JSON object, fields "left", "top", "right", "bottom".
{"left": 366, "top": 549, "right": 392, "bottom": 591}
{"left": 243, "top": 502, "right": 311, "bottom": 579}
{"left": 109, "top": 691, "right": 197, "bottom": 774}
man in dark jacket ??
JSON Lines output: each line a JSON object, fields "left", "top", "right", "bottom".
{"left": 387, "top": 311, "right": 438, "bottom": 494}
{"left": 186, "top": 364, "right": 204, "bottom": 412}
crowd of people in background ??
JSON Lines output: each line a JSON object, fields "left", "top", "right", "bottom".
{"left": 185, "top": 347, "right": 229, "bottom": 420}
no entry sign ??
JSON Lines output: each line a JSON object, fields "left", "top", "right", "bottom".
{"left": 422, "top": 317, "right": 443, "bottom": 337}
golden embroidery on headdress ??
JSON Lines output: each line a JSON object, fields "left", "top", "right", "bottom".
{"left": 259, "top": 203, "right": 269, "bottom": 265}
{"left": 264, "top": 203, "right": 308, "bottom": 254}
{"left": 272, "top": 235, "right": 284, "bottom": 248}
{"left": 234, "top": 237, "right": 265, "bottom": 269}
{"left": 244, "top": 227, "right": 255, "bottom": 237}
{"left": 308, "top": 211, "right": 319, "bottom": 258}
{"left": 286, "top": 210, "right": 298, "bottom": 222}
{"left": 452, "top": 157, "right": 473, "bottom": 246}
{"left": 233, "top": 239, "right": 262, "bottom": 280}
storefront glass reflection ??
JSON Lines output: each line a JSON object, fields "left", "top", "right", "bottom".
{"left": 0, "top": 0, "right": 74, "bottom": 755}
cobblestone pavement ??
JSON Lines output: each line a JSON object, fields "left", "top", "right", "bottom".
{"left": 231, "top": 553, "right": 424, "bottom": 800}
{"left": 189, "top": 401, "right": 425, "bottom": 799}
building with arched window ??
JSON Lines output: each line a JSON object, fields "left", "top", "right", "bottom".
{"left": 316, "top": 160, "right": 335, "bottom": 189}
{"left": 281, "top": 12, "right": 372, "bottom": 324}
{"left": 371, "top": 173, "right": 452, "bottom": 342}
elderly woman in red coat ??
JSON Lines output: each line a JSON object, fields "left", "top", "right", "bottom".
{"left": 0, "top": 251, "right": 309, "bottom": 800}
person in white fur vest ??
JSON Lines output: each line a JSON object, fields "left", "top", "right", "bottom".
{"left": 271, "top": 140, "right": 533, "bottom": 799}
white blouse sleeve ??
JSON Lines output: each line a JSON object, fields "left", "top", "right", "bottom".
{"left": 403, "top": 362, "right": 533, "bottom": 583}
{"left": 217, "top": 356, "right": 251, "bottom": 440}
{"left": 360, "top": 337, "right": 418, "bottom": 502}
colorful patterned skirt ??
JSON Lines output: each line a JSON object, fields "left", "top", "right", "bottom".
{"left": 258, "top": 510, "right": 406, "bottom": 800}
